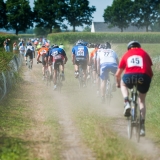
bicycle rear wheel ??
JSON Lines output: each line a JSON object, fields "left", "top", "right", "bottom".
{"left": 78, "top": 65, "right": 83, "bottom": 88}
{"left": 106, "top": 80, "right": 112, "bottom": 105}
{"left": 45, "top": 70, "right": 51, "bottom": 86}
{"left": 135, "top": 108, "right": 141, "bottom": 142}
{"left": 127, "top": 116, "right": 133, "bottom": 139}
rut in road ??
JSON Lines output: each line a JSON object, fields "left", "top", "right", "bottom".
{"left": 23, "top": 60, "right": 96, "bottom": 160}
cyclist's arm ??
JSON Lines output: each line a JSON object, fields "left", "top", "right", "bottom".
{"left": 115, "top": 68, "right": 123, "bottom": 88}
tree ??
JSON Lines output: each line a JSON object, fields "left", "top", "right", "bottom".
{"left": 33, "top": 0, "right": 67, "bottom": 33}
{"left": 131, "top": 0, "right": 160, "bottom": 32}
{"left": 103, "top": 0, "right": 133, "bottom": 32}
{"left": 83, "top": 26, "right": 91, "bottom": 32}
{"left": 0, "top": 0, "right": 7, "bottom": 28}
{"left": 5, "top": 0, "right": 33, "bottom": 35}
{"left": 65, "top": 0, "right": 96, "bottom": 32}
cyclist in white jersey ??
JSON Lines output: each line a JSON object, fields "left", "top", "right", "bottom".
{"left": 97, "top": 42, "right": 119, "bottom": 103}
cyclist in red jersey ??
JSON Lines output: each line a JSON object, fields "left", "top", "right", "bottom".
{"left": 115, "top": 41, "right": 153, "bottom": 136}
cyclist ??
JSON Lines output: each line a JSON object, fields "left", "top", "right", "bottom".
{"left": 72, "top": 39, "right": 89, "bottom": 86}
{"left": 25, "top": 43, "right": 34, "bottom": 68}
{"left": 48, "top": 44, "right": 68, "bottom": 90}
{"left": 37, "top": 44, "right": 49, "bottom": 80}
{"left": 115, "top": 41, "right": 153, "bottom": 136}
{"left": 97, "top": 42, "right": 119, "bottom": 103}
{"left": 89, "top": 43, "right": 100, "bottom": 84}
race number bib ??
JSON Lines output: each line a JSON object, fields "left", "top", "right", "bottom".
{"left": 127, "top": 55, "right": 143, "bottom": 68}
{"left": 76, "top": 47, "right": 84, "bottom": 56}
{"left": 51, "top": 51, "right": 58, "bottom": 56}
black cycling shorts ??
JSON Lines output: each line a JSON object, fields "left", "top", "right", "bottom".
{"left": 42, "top": 54, "right": 47, "bottom": 66}
{"left": 54, "top": 59, "right": 63, "bottom": 70}
{"left": 122, "top": 73, "right": 151, "bottom": 94}
{"left": 25, "top": 51, "right": 33, "bottom": 59}
{"left": 75, "top": 57, "right": 87, "bottom": 70}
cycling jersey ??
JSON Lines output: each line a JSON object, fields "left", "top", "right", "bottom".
{"left": 38, "top": 47, "right": 49, "bottom": 56}
{"left": 119, "top": 48, "right": 153, "bottom": 78}
{"left": 48, "top": 47, "right": 66, "bottom": 62}
{"left": 72, "top": 45, "right": 88, "bottom": 59}
{"left": 90, "top": 48, "right": 98, "bottom": 59}
{"left": 97, "top": 48, "right": 118, "bottom": 66}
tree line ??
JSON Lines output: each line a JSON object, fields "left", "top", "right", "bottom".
{"left": 0, "top": 0, "right": 96, "bottom": 35}
{"left": 103, "top": 0, "right": 160, "bottom": 32}
{"left": 0, "top": 0, "right": 160, "bottom": 35}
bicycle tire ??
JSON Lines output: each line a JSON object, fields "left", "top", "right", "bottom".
{"left": 127, "top": 116, "right": 133, "bottom": 139}
{"left": 46, "top": 70, "right": 51, "bottom": 86}
{"left": 135, "top": 108, "right": 141, "bottom": 142}
{"left": 78, "top": 65, "right": 83, "bottom": 88}
{"left": 57, "top": 66, "right": 62, "bottom": 92}
{"left": 106, "top": 79, "right": 112, "bottom": 105}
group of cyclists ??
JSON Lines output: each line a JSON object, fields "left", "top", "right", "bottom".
{"left": 17, "top": 37, "right": 153, "bottom": 137}
{"left": 71, "top": 39, "right": 153, "bottom": 137}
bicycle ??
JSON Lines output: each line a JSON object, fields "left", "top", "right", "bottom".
{"left": 26, "top": 56, "right": 32, "bottom": 70}
{"left": 87, "top": 63, "right": 95, "bottom": 86}
{"left": 77, "top": 63, "right": 87, "bottom": 88}
{"left": 37, "top": 61, "right": 51, "bottom": 86}
{"left": 55, "top": 62, "right": 63, "bottom": 92}
{"left": 105, "top": 72, "right": 114, "bottom": 105}
{"left": 127, "top": 84, "right": 141, "bottom": 143}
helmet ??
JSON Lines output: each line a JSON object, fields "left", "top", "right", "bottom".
{"left": 52, "top": 44, "right": 59, "bottom": 48}
{"left": 76, "top": 39, "right": 84, "bottom": 45}
{"left": 28, "top": 42, "right": 32, "bottom": 46}
{"left": 41, "top": 43, "right": 45, "bottom": 47}
{"left": 99, "top": 44, "right": 106, "bottom": 49}
{"left": 127, "top": 41, "right": 141, "bottom": 50}
{"left": 105, "top": 42, "right": 111, "bottom": 49}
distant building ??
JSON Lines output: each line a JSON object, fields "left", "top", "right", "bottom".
{"left": 91, "top": 22, "right": 152, "bottom": 32}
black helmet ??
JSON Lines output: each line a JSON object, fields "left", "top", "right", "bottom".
{"left": 76, "top": 39, "right": 84, "bottom": 45}
{"left": 52, "top": 44, "right": 59, "bottom": 48}
{"left": 105, "top": 42, "right": 111, "bottom": 49}
{"left": 28, "top": 42, "right": 32, "bottom": 46}
{"left": 127, "top": 41, "right": 141, "bottom": 50}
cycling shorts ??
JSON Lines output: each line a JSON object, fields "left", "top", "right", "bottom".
{"left": 53, "top": 59, "right": 63, "bottom": 70}
{"left": 42, "top": 54, "right": 47, "bottom": 66}
{"left": 75, "top": 57, "right": 87, "bottom": 70}
{"left": 100, "top": 63, "right": 117, "bottom": 80}
{"left": 25, "top": 51, "right": 33, "bottom": 59}
{"left": 122, "top": 73, "right": 151, "bottom": 94}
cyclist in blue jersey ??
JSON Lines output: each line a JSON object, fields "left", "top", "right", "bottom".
{"left": 72, "top": 39, "right": 89, "bottom": 85}
{"left": 48, "top": 44, "right": 68, "bottom": 90}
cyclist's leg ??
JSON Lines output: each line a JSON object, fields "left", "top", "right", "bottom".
{"left": 121, "top": 74, "right": 133, "bottom": 116}
{"left": 74, "top": 61, "right": 79, "bottom": 78}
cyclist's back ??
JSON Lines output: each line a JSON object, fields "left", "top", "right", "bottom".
{"left": 115, "top": 41, "right": 153, "bottom": 136}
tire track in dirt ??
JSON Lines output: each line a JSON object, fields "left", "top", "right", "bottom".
{"left": 22, "top": 60, "right": 96, "bottom": 160}
{"left": 55, "top": 95, "right": 96, "bottom": 160}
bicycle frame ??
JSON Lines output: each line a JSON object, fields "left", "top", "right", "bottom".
{"left": 106, "top": 72, "right": 113, "bottom": 105}
{"left": 127, "top": 85, "right": 141, "bottom": 142}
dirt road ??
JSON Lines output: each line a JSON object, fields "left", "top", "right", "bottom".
{"left": 22, "top": 59, "right": 160, "bottom": 160}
